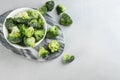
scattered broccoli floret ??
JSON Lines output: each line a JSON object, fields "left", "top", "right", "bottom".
{"left": 62, "top": 54, "right": 75, "bottom": 63}
{"left": 5, "top": 18, "right": 15, "bottom": 32}
{"left": 39, "top": 47, "right": 50, "bottom": 58}
{"left": 38, "top": 6, "right": 47, "bottom": 16}
{"left": 45, "top": 0, "right": 55, "bottom": 11}
{"left": 34, "top": 30, "right": 45, "bottom": 41}
{"left": 46, "top": 26, "right": 59, "bottom": 39}
{"left": 59, "top": 13, "right": 73, "bottom": 26}
{"left": 48, "top": 40, "right": 60, "bottom": 53}
{"left": 27, "top": 10, "right": 39, "bottom": 19}
{"left": 24, "top": 37, "right": 35, "bottom": 47}
{"left": 7, "top": 26, "right": 22, "bottom": 43}
{"left": 56, "top": 4, "right": 66, "bottom": 15}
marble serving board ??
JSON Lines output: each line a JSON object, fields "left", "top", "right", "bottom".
{"left": 0, "top": 9, "right": 65, "bottom": 61}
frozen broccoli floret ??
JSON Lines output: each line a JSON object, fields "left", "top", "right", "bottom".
{"left": 38, "top": 6, "right": 47, "bottom": 16}
{"left": 46, "top": 26, "right": 59, "bottom": 39}
{"left": 24, "top": 37, "right": 35, "bottom": 47}
{"left": 45, "top": 0, "right": 55, "bottom": 11}
{"left": 39, "top": 47, "right": 50, "bottom": 58}
{"left": 59, "top": 13, "right": 73, "bottom": 26}
{"left": 34, "top": 30, "right": 45, "bottom": 41}
{"left": 5, "top": 18, "right": 15, "bottom": 32}
{"left": 16, "top": 11, "right": 30, "bottom": 19}
{"left": 24, "top": 27, "right": 34, "bottom": 37}
{"left": 56, "top": 4, "right": 66, "bottom": 15}
{"left": 48, "top": 40, "right": 60, "bottom": 53}
{"left": 14, "top": 17, "right": 30, "bottom": 24}
{"left": 27, "top": 10, "right": 39, "bottom": 19}
{"left": 62, "top": 54, "right": 75, "bottom": 63}
{"left": 29, "top": 19, "right": 44, "bottom": 29}
{"left": 7, "top": 26, "right": 22, "bottom": 43}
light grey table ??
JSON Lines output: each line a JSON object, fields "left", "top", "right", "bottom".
{"left": 0, "top": 0, "right": 120, "bottom": 80}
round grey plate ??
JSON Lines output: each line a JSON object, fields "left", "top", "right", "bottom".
{"left": 0, "top": 9, "right": 65, "bottom": 61}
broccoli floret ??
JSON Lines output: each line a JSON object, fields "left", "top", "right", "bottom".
{"left": 62, "top": 54, "right": 75, "bottom": 63}
{"left": 39, "top": 47, "right": 50, "bottom": 58}
{"left": 46, "top": 26, "right": 59, "bottom": 39}
{"left": 38, "top": 6, "right": 47, "bottom": 16}
{"left": 5, "top": 18, "right": 15, "bottom": 32}
{"left": 48, "top": 40, "right": 60, "bottom": 53}
{"left": 29, "top": 19, "right": 44, "bottom": 29}
{"left": 24, "top": 27, "right": 34, "bottom": 37}
{"left": 56, "top": 4, "right": 66, "bottom": 15}
{"left": 7, "top": 26, "right": 22, "bottom": 43}
{"left": 34, "top": 30, "right": 45, "bottom": 41}
{"left": 27, "top": 10, "right": 39, "bottom": 19}
{"left": 24, "top": 37, "right": 35, "bottom": 47}
{"left": 14, "top": 17, "right": 30, "bottom": 24}
{"left": 16, "top": 11, "right": 30, "bottom": 19}
{"left": 59, "top": 13, "right": 73, "bottom": 26}
{"left": 45, "top": 0, "right": 55, "bottom": 11}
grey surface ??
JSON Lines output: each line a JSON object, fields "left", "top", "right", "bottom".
{"left": 0, "top": 0, "right": 120, "bottom": 80}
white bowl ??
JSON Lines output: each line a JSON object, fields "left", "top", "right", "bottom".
{"left": 3, "top": 8, "right": 47, "bottom": 49}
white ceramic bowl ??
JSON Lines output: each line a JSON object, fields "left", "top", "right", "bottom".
{"left": 3, "top": 8, "right": 47, "bottom": 49}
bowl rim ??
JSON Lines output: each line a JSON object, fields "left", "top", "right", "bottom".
{"left": 3, "top": 7, "right": 47, "bottom": 49}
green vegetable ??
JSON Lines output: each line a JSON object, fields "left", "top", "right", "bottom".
{"left": 45, "top": 0, "right": 55, "bottom": 11}
{"left": 56, "top": 4, "right": 66, "bottom": 15}
{"left": 59, "top": 13, "right": 73, "bottom": 26}
{"left": 39, "top": 47, "right": 50, "bottom": 58}
{"left": 27, "top": 10, "right": 39, "bottom": 19}
{"left": 34, "top": 30, "right": 45, "bottom": 41}
{"left": 5, "top": 18, "right": 15, "bottom": 32}
{"left": 7, "top": 26, "right": 22, "bottom": 43}
{"left": 24, "top": 37, "right": 35, "bottom": 47}
{"left": 29, "top": 19, "right": 44, "bottom": 29}
{"left": 14, "top": 17, "right": 30, "bottom": 24}
{"left": 46, "top": 26, "right": 59, "bottom": 39}
{"left": 24, "top": 27, "right": 34, "bottom": 37}
{"left": 38, "top": 6, "right": 47, "bottom": 16}
{"left": 16, "top": 11, "right": 30, "bottom": 19}
{"left": 48, "top": 40, "right": 60, "bottom": 53}
{"left": 62, "top": 54, "right": 75, "bottom": 63}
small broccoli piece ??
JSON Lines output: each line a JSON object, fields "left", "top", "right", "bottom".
{"left": 39, "top": 47, "right": 50, "bottom": 58}
{"left": 24, "top": 27, "right": 34, "bottom": 37}
{"left": 38, "top": 6, "right": 47, "bottom": 16}
{"left": 29, "top": 19, "right": 44, "bottom": 29}
{"left": 46, "top": 26, "right": 59, "bottom": 39}
{"left": 27, "top": 10, "right": 39, "bottom": 19}
{"left": 7, "top": 26, "right": 22, "bottom": 43}
{"left": 48, "top": 40, "right": 60, "bottom": 53}
{"left": 59, "top": 13, "right": 73, "bottom": 26}
{"left": 5, "top": 18, "right": 15, "bottom": 32}
{"left": 56, "top": 4, "right": 66, "bottom": 15}
{"left": 24, "top": 37, "right": 35, "bottom": 47}
{"left": 45, "top": 0, "right": 55, "bottom": 11}
{"left": 34, "top": 30, "right": 45, "bottom": 41}
{"left": 14, "top": 17, "right": 30, "bottom": 24}
{"left": 16, "top": 11, "right": 30, "bottom": 19}
{"left": 62, "top": 54, "right": 75, "bottom": 63}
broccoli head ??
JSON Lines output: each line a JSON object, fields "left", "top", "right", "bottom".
{"left": 14, "top": 17, "right": 30, "bottom": 25}
{"left": 5, "top": 18, "right": 15, "bottom": 32}
{"left": 7, "top": 26, "right": 22, "bottom": 44}
{"left": 45, "top": 0, "right": 55, "bottom": 11}
{"left": 24, "top": 37, "right": 35, "bottom": 47}
{"left": 34, "top": 30, "right": 45, "bottom": 41}
{"left": 48, "top": 40, "right": 60, "bottom": 53}
{"left": 46, "top": 26, "right": 59, "bottom": 39}
{"left": 39, "top": 47, "right": 50, "bottom": 58}
{"left": 62, "top": 54, "right": 75, "bottom": 63}
{"left": 27, "top": 10, "right": 39, "bottom": 19}
{"left": 16, "top": 11, "right": 30, "bottom": 19}
{"left": 56, "top": 4, "right": 66, "bottom": 15}
{"left": 59, "top": 13, "right": 73, "bottom": 26}
{"left": 29, "top": 19, "right": 44, "bottom": 29}
{"left": 38, "top": 6, "right": 47, "bottom": 16}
